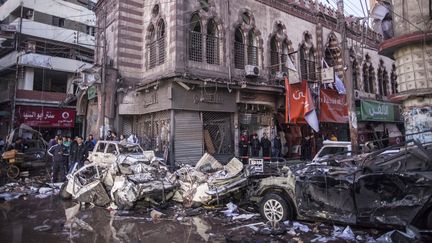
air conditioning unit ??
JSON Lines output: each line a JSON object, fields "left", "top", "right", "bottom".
{"left": 245, "top": 65, "right": 260, "bottom": 77}
{"left": 275, "top": 71, "right": 287, "bottom": 80}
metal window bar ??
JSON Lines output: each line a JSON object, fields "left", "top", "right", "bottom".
{"left": 158, "top": 36, "right": 166, "bottom": 65}
{"left": 189, "top": 31, "right": 203, "bottom": 62}
{"left": 147, "top": 40, "right": 157, "bottom": 69}
{"left": 247, "top": 45, "right": 258, "bottom": 66}
{"left": 206, "top": 35, "right": 220, "bottom": 65}
{"left": 308, "top": 60, "right": 316, "bottom": 81}
{"left": 234, "top": 42, "right": 245, "bottom": 69}
{"left": 270, "top": 51, "right": 280, "bottom": 73}
{"left": 203, "top": 112, "right": 234, "bottom": 156}
{"left": 281, "top": 54, "right": 289, "bottom": 72}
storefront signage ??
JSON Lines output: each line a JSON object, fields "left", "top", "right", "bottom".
{"left": 359, "top": 100, "right": 397, "bottom": 122}
{"left": 16, "top": 106, "right": 76, "bottom": 128}
{"left": 319, "top": 89, "right": 348, "bottom": 123}
{"left": 87, "top": 86, "right": 97, "bottom": 100}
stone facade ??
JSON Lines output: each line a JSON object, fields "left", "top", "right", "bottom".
{"left": 379, "top": 0, "right": 432, "bottom": 143}
{"left": 94, "top": 0, "right": 396, "bottom": 164}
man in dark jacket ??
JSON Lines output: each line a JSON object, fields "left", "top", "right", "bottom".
{"left": 47, "top": 137, "right": 69, "bottom": 182}
{"left": 69, "top": 136, "right": 89, "bottom": 171}
{"left": 273, "top": 134, "right": 282, "bottom": 157}
{"left": 261, "top": 133, "right": 272, "bottom": 158}
{"left": 250, "top": 134, "right": 261, "bottom": 157}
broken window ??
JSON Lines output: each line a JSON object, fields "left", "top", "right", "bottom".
{"left": 270, "top": 36, "right": 279, "bottom": 73}
{"left": 247, "top": 29, "right": 258, "bottom": 66}
{"left": 33, "top": 69, "right": 68, "bottom": 93}
{"left": 189, "top": 13, "right": 203, "bottom": 62}
{"left": 234, "top": 27, "right": 245, "bottom": 69}
{"left": 206, "top": 19, "right": 219, "bottom": 65}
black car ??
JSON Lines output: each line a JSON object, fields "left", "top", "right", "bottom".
{"left": 249, "top": 142, "right": 432, "bottom": 229}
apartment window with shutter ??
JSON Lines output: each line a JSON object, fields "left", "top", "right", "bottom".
{"left": 52, "top": 16, "right": 65, "bottom": 27}
{"left": 189, "top": 13, "right": 203, "bottom": 62}
{"left": 206, "top": 19, "right": 220, "bottom": 65}
{"left": 247, "top": 30, "right": 258, "bottom": 66}
{"left": 363, "top": 63, "right": 369, "bottom": 93}
{"left": 270, "top": 36, "right": 279, "bottom": 73}
{"left": 157, "top": 20, "right": 166, "bottom": 65}
{"left": 378, "top": 67, "right": 384, "bottom": 95}
{"left": 147, "top": 24, "right": 157, "bottom": 69}
{"left": 234, "top": 27, "right": 245, "bottom": 69}
{"left": 281, "top": 41, "right": 290, "bottom": 72}
{"left": 368, "top": 66, "right": 375, "bottom": 94}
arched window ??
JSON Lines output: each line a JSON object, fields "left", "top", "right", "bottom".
{"left": 157, "top": 20, "right": 165, "bottom": 65}
{"left": 189, "top": 13, "right": 202, "bottom": 62}
{"left": 362, "top": 62, "right": 369, "bottom": 92}
{"left": 299, "top": 44, "right": 308, "bottom": 81}
{"left": 281, "top": 41, "right": 289, "bottom": 72}
{"left": 247, "top": 29, "right": 258, "bottom": 65}
{"left": 270, "top": 36, "right": 279, "bottom": 73}
{"left": 206, "top": 19, "right": 219, "bottom": 64}
{"left": 147, "top": 24, "right": 157, "bottom": 69}
{"left": 352, "top": 59, "right": 359, "bottom": 90}
{"left": 391, "top": 64, "right": 398, "bottom": 94}
{"left": 368, "top": 66, "right": 375, "bottom": 93}
{"left": 383, "top": 69, "right": 389, "bottom": 96}
{"left": 308, "top": 48, "right": 316, "bottom": 81}
{"left": 234, "top": 27, "right": 244, "bottom": 69}
{"left": 378, "top": 66, "right": 384, "bottom": 95}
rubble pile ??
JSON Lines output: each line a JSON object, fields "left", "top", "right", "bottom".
{"left": 0, "top": 175, "right": 61, "bottom": 201}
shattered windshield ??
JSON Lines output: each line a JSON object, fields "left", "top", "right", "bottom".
{"left": 118, "top": 144, "right": 144, "bottom": 154}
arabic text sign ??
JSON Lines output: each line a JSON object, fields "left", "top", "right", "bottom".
{"left": 360, "top": 100, "right": 395, "bottom": 122}
{"left": 319, "top": 89, "right": 348, "bottom": 123}
{"left": 16, "top": 106, "right": 76, "bottom": 128}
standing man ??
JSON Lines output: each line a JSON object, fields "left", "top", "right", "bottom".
{"left": 85, "top": 135, "right": 96, "bottom": 151}
{"left": 106, "top": 130, "right": 114, "bottom": 141}
{"left": 261, "top": 133, "right": 272, "bottom": 158}
{"left": 238, "top": 136, "right": 249, "bottom": 163}
{"left": 273, "top": 134, "right": 282, "bottom": 157}
{"left": 69, "top": 136, "right": 89, "bottom": 171}
{"left": 250, "top": 134, "right": 261, "bottom": 157}
{"left": 47, "top": 137, "right": 69, "bottom": 182}
{"left": 48, "top": 135, "right": 59, "bottom": 148}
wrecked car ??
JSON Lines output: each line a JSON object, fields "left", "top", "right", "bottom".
{"left": 61, "top": 141, "right": 174, "bottom": 209}
{"left": 248, "top": 142, "right": 432, "bottom": 230}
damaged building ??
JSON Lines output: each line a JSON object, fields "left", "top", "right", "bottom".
{"left": 377, "top": 0, "right": 432, "bottom": 143}
{"left": 0, "top": 0, "right": 97, "bottom": 138}
{"left": 84, "top": 0, "right": 400, "bottom": 165}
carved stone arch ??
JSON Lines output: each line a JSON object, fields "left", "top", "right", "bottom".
{"left": 234, "top": 8, "right": 257, "bottom": 29}
{"left": 146, "top": 23, "right": 156, "bottom": 42}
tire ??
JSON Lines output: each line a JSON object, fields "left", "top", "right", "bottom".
{"left": 7, "top": 165, "right": 20, "bottom": 179}
{"left": 259, "top": 193, "right": 292, "bottom": 222}
{"left": 60, "top": 182, "right": 72, "bottom": 200}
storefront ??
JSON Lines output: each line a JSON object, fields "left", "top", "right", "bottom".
{"left": 15, "top": 105, "right": 77, "bottom": 139}
{"left": 319, "top": 89, "right": 349, "bottom": 141}
{"left": 357, "top": 100, "right": 404, "bottom": 148}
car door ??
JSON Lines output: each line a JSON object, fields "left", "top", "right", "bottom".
{"left": 355, "top": 170, "right": 432, "bottom": 227}
{"left": 89, "top": 142, "right": 105, "bottom": 164}
{"left": 295, "top": 164, "right": 356, "bottom": 224}
{"left": 103, "top": 143, "right": 118, "bottom": 165}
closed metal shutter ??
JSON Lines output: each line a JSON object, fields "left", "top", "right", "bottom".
{"left": 174, "top": 111, "right": 203, "bottom": 165}
{"left": 121, "top": 116, "right": 133, "bottom": 137}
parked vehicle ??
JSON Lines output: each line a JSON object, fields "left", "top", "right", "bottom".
{"left": 312, "top": 140, "right": 351, "bottom": 163}
{"left": 249, "top": 142, "right": 432, "bottom": 229}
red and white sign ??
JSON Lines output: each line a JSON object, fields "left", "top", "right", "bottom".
{"left": 319, "top": 89, "right": 348, "bottom": 123}
{"left": 16, "top": 106, "right": 76, "bottom": 128}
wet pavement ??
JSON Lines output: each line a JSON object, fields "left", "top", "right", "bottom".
{"left": 0, "top": 193, "right": 393, "bottom": 243}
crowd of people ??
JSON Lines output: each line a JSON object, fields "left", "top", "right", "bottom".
{"left": 238, "top": 132, "right": 283, "bottom": 160}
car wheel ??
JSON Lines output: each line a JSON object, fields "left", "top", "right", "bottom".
{"left": 60, "top": 182, "right": 72, "bottom": 200}
{"left": 260, "top": 193, "right": 291, "bottom": 222}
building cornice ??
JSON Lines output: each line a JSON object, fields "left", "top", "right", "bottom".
{"left": 379, "top": 31, "right": 432, "bottom": 59}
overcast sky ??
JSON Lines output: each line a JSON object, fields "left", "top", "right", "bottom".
{"left": 318, "top": 0, "right": 371, "bottom": 17}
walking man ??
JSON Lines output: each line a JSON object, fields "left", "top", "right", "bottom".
{"left": 47, "top": 137, "right": 69, "bottom": 182}
{"left": 69, "top": 136, "right": 89, "bottom": 171}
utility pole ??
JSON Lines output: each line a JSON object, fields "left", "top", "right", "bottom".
{"left": 337, "top": 0, "right": 359, "bottom": 153}
{"left": 99, "top": 6, "right": 107, "bottom": 139}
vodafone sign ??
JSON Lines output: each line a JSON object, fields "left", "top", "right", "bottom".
{"left": 16, "top": 106, "right": 76, "bottom": 128}
{"left": 319, "top": 89, "right": 348, "bottom": 123}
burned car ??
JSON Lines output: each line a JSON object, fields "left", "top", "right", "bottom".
{"left": 62, "top": 141, "right": 174, "bottom": 209}
{"left": 248, "top": 142, "right": 432, "bottom": 229}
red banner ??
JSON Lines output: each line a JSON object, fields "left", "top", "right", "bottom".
{"left": 16, "top": 106, "right": 76, "bottom": 128}
{"left": 285, "top": 78, "right": 314, "bottom": 124}
{"left": 319, "top": 89, "right": 348, "bottom": 123}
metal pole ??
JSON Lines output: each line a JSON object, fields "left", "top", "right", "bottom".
{"left": 99, "top": 6, "right": 107, "bottom": 139}
{"left": 10, "top": 3, "right": 24, "bottom": 133}
{"left": 338, "top": 0, "right": 359, "bottom": 153}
